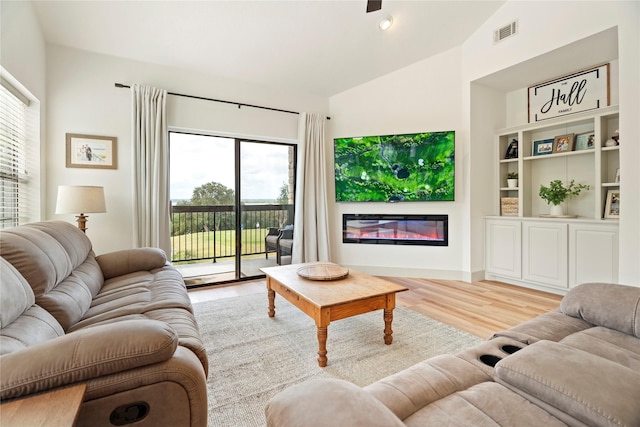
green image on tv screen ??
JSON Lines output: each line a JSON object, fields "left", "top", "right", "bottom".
{"left": 334, "top": 131, "right": 455, "bottom": 202}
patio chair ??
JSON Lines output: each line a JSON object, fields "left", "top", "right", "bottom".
{"left": 265, "top": 225, "right": 294, "bottom": 264}
{"left": 276, "top": 227, "right": 293, "bottom": 265}
{"left": 265, "top": 227, "right": 280, "bottom": 258}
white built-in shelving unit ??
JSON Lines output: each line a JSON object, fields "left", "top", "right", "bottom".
{"left": 496, "top": 105, "right": 619, "bottom": 219}
{"left": 486, "top": 106, "right": 620, "bottom": 294}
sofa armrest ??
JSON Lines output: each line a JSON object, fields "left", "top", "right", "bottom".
{"left": 495, "top": 340, "right": 640, "bottom": 427}
{"left": 0, "top": 319, "right": 177, "bottom": 400}
{"left": 96, "top": 248, "right": 168, "bottom": 279}
{"left": 491, "top": 310, "right": 592, "bottom": 344}
{"left": 265, "top": 379, "right": 405, "bottom": 427}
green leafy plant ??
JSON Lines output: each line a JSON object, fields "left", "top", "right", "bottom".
{"left": 539, "top": 179, "right": 590, "bottom": 206}
{"left": 507, "top": 171, "right": 518, "bottom": 179}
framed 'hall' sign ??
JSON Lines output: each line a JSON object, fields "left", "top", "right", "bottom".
{"left": 528, "top": 64, "right": 609, "bottom": 123}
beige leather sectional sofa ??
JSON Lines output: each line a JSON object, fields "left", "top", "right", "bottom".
{"left": 0, "top": 221, "right": 208, "bottom": 427}
{"left": 266, "top": 282, "right": 640, "bottom": 426}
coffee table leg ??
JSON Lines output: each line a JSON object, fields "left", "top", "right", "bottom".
{"left": 267, "top": 288, "right": 276, "bottom": 317}
{"left": 384, "top": 308, "right": 393, "bottom": 344}
{"left": 317, "top": 326, "right": 328, "bottom": 367}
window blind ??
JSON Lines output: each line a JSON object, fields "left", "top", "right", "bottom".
{"left": 0, "top": 82, "right": 29, "bottom": 228}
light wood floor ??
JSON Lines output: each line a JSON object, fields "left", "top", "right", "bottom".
{"left": 188, "top": 278, "right": 563, "bottom": 339}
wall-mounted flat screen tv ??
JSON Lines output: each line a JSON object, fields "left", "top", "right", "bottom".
{"left": 334, "top": 131, "right": 455, "bottom": 202}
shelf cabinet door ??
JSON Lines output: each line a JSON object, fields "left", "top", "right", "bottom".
{"left": 569, "top": 224, "right": 618, "bottom": 288}
{"left": 522, "top": 221, "right": 568, "bottom": 289}
{"left": 486, "top": 219, "right": 521, "bottom": 278}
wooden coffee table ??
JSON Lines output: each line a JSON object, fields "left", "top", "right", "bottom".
{"left": 260, "top": 262, "right": 408, "bottom": 367}
{"left": 0, "top": 383, "right": 86, "bottom": 427}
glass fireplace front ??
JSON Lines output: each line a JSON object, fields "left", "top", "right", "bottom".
{"left": 343, "top": 214, "right": 448, "bottom": 246}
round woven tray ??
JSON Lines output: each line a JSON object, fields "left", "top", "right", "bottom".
{"left": 296, "top": 263, "right": 349, "bottom": 281}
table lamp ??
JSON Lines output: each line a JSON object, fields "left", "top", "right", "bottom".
{"left": 55, "top": 185, "right": 106, "bottom": 232}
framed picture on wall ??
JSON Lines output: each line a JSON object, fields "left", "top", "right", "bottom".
{"left": 604, "top": 189, "right": 620, "bottom": 219}
{"left": 66, "top": 133, "right": 118, "bottom": 169}
{"left": 528, "top": 64, "right": 610, "bottom": 123}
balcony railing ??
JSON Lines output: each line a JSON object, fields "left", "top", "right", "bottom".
{"left": 170, "top": 204, "right": 293, "bottom": 263}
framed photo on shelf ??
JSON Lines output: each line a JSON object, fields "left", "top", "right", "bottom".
{"left": 66, "top": 133, "right": 118, "bottom": 169}
{"left": 574, "top": 132, "right": 595, "bottom": 151}
{"left": 604, "top": 189, "right": 620, "bottom": 219}
{"left": 533, "top": 138, "right": 554, "bottom": 156}
{"left": 553, "top": 133, "right": 574, "bottom": 153}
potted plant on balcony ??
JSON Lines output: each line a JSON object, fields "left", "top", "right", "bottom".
{"left": 539, "top": 179, "right": 590, "bottom": 216}
{"left": 506, "top": 171, "right": 518, "bottom": 188}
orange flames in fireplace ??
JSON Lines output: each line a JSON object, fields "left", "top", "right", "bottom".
{"left": 346, "top": 229, "right": 444, "bottom": 241}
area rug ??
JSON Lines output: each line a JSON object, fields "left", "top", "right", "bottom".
{"left": 193, "top": 292, "right": 483, "bottom": 427}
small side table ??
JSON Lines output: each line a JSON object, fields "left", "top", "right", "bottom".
{"left": 1, "top": 383, "right": 87, "bottom": 427}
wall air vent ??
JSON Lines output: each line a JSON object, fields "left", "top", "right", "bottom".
{"left": 494, "top": 20, "right": 518, "bottom": 44}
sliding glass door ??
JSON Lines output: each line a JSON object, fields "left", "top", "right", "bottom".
{"left": 169, "top": 132, "right": 296, "bottom": 286}
{"left": 239, "top": 140, "right": 295, "bottom": 276}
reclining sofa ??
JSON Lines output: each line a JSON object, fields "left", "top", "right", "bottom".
{"left": 0, "top": 220, "right": 208, "bottom": 427}
{"left": 266, "top": 282, "right": 640, "bottom": 426}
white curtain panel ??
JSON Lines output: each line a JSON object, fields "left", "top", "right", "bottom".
{"left": 131, "top": 84, "right": 171, "bottom": 255}
{"left": 292, "top": 113, "right": 331, "bottom": 263}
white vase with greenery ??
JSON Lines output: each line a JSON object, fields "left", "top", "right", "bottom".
{"left": 539, "top": 179, "right": 590, "bottom": 216}
{"left": 507, "top": 171, "right": 518, "bottom": 189}
{"left": 549, "top": 204, "right": 564, "bottom": 216}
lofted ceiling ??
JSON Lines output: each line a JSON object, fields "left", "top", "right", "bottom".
{"left": 31, "top": 0, "right": 505, "bottom": 97}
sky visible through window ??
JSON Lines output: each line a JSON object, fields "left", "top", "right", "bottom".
{"left": 169, "top": 133, "right": 291, "bottom": 203}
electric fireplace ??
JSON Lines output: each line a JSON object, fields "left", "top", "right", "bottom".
{"left": 343, "top": 214, "right": 448, "bottom": 246}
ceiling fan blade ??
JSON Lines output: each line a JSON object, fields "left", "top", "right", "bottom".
{"left": 366, "top": 0, "right": 382, "bottom": 13}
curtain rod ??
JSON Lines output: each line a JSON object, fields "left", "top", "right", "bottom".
{"left": 114, "top": 83, "right": 330, "bottom": 120}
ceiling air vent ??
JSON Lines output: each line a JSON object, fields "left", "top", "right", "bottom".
{"left": 494, "top": 20, "right": 518, "bottom": 44}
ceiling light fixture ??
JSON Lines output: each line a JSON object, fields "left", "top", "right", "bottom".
{"left": 378, "top": 16, "right": 393, "bottom": 31}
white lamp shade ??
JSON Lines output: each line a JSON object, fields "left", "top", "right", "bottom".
{"left": 55, "top": 185, "right": 106, "bottom": 214}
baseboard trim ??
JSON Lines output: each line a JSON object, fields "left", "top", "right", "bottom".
{"left": 465, "top": 269, "right": 486, "bottom": 283}
{"left": 484, "top": 273, "right": 568, "bottom": 295}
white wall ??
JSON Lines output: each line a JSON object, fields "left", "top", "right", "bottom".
{"left": 616, "top": 5, "right": 640, "bottom": 284}
{"left": 0, "top": 1, "right": 46, "bottom": 101}
{"left": 1, "top": 0, "right": 46, "bottom": 221}
{"left": 466, "top": 83, "right": 505, "bottom": 281}
{"left": 329, "top": 47, "right": 466, "bottom": 278}
{"left": 46, "top": 45, "right": 329, "bottom": 255}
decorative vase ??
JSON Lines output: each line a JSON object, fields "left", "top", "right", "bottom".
{"left": 507, "top": 179, "right": 518, "bottom": 189}
{"left": 550, "top": 204, "right": 564, "bottom": 216}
